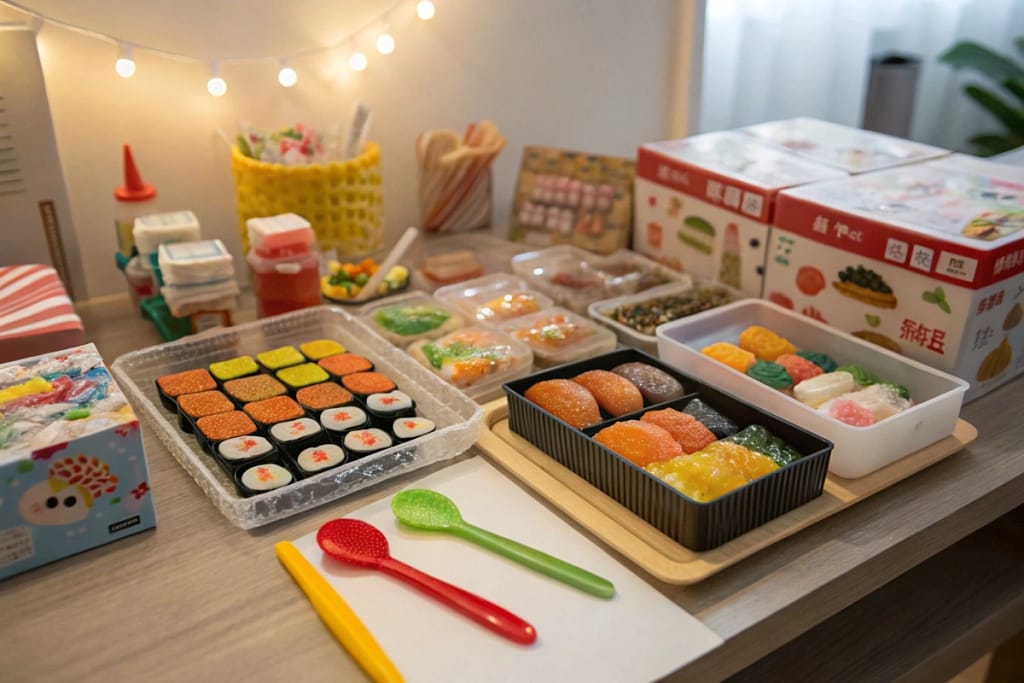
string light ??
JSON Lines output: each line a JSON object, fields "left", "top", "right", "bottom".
{"left": 416, "top": 1, "right": 436, "bottom": 20}
{"left": 0, "top": 0, "right": 437, "bottom": 93}
{"left": 115, "top": 43, "right": 136, "bottom": 78}
{"left": 207, "top": 63, "right": 227, "bottom": 97}
{"left": 277, "top": 60, "right": 297, "bottom": 87}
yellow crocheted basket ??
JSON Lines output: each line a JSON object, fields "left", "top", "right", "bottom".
{"left": 231, "top": 143, "right": 384, "bottom": 255}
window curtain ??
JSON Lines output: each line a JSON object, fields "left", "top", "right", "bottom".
{"left": 698, "top": 0, "right": 1024, "bottom": 152}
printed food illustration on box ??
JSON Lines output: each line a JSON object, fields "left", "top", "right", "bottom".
{"left": 509, "top": 146, "right": 635, "bottom": 254}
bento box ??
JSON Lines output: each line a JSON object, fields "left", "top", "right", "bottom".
{"left": 588, "top": 280, "right": 744, "bottom": 354}
{"left": 503, "top": 348, "right": 833, "bottom": 551}
{"left": 434, "top": 272, "right": 555, "bottom": 324}
{"left": 500, "top": 306, "right": 617, "bottom": 368}
{"left": 511, "top": 245, "right": 690, "bottom": 313}
{"left": 656, "top": 300, "right": 968, "bottom": 479}
{"left": 111, "top": 306, "right": 482, "bottom": 529}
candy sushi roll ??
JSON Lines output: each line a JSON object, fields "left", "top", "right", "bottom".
{"left": 343, "top": 428, "right": 393, "bottom": 460}
{"left": 276, "top": 362, "right": 330, "bottom": 393}
{"left": 295, "top": 382, "right": 354, "bottom": 418}
{"left": 155, "top": 368, "right": 217, "bottom": 410}
{"left": 319, "top": 406, "right": 371, "bottom": 444}
{"left": 299, "top": 339, "right": 346, "bottom": 362}
{"left": 365, "top": 390, "right": 415, "bottom": 424}
{"left": 318, "top": 353, "right": 374, "bottom": 379}
{"left": 216, "top": 435, "right": 277, "bottom": 470}
{"left": 209, "top": 355, "right": 260, "bottom": 383}
{"left": 269, "top": 417, "right": 325, "bottom": 458}
{"left": 222, "top": 374, "right": 288, "bottom": 406}
{"left": 295, "top": 443, "right": 347, "bottom": 476}
{"left": 195, "top": 410, "right": 258, "bottom": 454}
{"left": 244, "top": 395, "right": 306, "bottom": 432}
{"left": 234, "top": 462, "right": 295, "bottom": 497}
{"left": 256, "top": 345, "right": 305, "bottom": 373}
{"left": 341, "top": 371, "right": 397, "bottom": 400}
{"left": 391, "top": 417, "right": 436, "bottom": 442}
{"left": 177, "top": 390, "right": 234, "bottom": 434}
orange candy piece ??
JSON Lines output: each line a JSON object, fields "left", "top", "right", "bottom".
{"left": 593, "top": 420, "right": 683, "bottom": 467}
{"left": 524, "top": 379, "right": 601, "bottom": 429}
{"left": 573, "top": 370, "right": 644, "bottom": 417}
{"left": 738, "top": 325, "right": 796, "bottom": 361}
{"left": 701, "top": 342, "right": 756, "bottom": 372}
{"left": 641, "top": 408, "right": 717, "bottom": 454}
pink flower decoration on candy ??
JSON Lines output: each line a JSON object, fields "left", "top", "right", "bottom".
{"left": 332, "top": 411, "right": 351, "bottom": 423}
{"left": 312, "top": 450, "right": 328, "bottom": 463}
{"left": 288, "top": 421, "right": 306, "bottom": 435}
{"left": 255, "top": 466, "right": 273, "bottom": 482}
{"left": 238, "top": 438, "right": 258, "bottom": 452}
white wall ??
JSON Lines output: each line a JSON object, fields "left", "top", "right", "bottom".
{"left": 0, "top": 0, "right": 683, "bottom": 299}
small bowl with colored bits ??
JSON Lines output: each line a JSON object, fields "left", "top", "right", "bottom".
{"left": 222, "top": 374, "right": 288, "bottom": 407}
{"left": 276, "top": 362, "right": 330, "bottom": 393}
{"left": 177, "top": 389, "right": 235, "bottom": 434}
{"left": 299, "top": 339, "right": 346, "bottom": 362}
{"left": 256, "top": 345, "right": 305, "bottom": 373}
{"left": 244, "top": 395, "right": 307, "bottom": 432}
{"left": 194, "top": 410, "right": 259, "bottom": 454}
{"left": 155, "top": 368, "right": 217, "bottom": 411}
{"left": 209, "top": 355, "right": 261, "bottom": 384}
{"left": 295, "top": 382, "right": 355, "bottom": 418}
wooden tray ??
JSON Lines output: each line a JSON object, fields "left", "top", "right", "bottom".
{"left": 475, "top": 399, "right": 978, "bottom": 585}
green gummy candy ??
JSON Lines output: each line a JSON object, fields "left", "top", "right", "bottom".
{"left": 835, "top": 364, "right": 881, "bottom": 386}
{"left": 796, "top": 351, "right": 838, "bottom": 373}
{"left": 64, "top": 408, "right": 91, "bottom": 421}
{"left": 725, "top": 425, "right": 802, "bottom": 467}
{"left": 746, "top": 360, "right": 793, "bottom": 389}
{"left": 878, "top": 381, "right": 911, "bottom": 400}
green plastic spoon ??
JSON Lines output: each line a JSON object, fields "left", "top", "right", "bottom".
{"left": 391, "top": 489, "right": 615, "bottom": 599}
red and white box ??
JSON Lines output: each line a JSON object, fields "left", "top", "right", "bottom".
{"left": 0, "top": 265, "right": 85, "bottom": 363}
{"left": 633, "top": 131, "right": 846, "bottom": 297}
{"left": 765, "top": 154, "right": 1024, "bottom": 401}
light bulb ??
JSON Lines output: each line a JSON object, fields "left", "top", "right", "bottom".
{"left": 207, "top": 76, "right": 227, "bottom": 96}
{"left": 278, "top": 65, "right": 297, "bottom": 87}
{"left": 115, "top": 44, "right": 135, "bottom": 78}
{"left": 416, "top": 0, "right": 436, "bottom": 20}
{"left": 376, "top": 33, "right": 395, "bottom": 55}
{"left": 349, "top": 51, "right": 368, "bottom": 72}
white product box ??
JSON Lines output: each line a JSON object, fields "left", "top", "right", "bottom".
{"left": 633, "top": 131, "right": 846, "bottom": 297}
{"left": 765, "top": 154, "right": 1024, "bottom": 401}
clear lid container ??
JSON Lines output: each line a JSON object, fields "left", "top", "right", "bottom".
{"left": 158, "top": 239, "right": 235, "bottom": 285}
{"left": 409, "top": 232, "right": 535, "bottom": 292}
{"left": 511, "top": 245, "right": 690, "bottom": 313}
{"left": 359, "top": 291, "right": 466, "bottom": 345}
{"left": 133, "top": 210, "right": 201, "bottom": 261}
{"left": 434, "top": 272, "right": 554, "bottom": 323}
{"left": 406, "top": 325, "right": 534, "bottom": 403}
{"left": 500, "top": 306, "right": 616, "bottom": 368}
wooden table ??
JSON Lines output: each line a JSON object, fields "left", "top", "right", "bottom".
{"left": 2, "top": 294, "right": 1022, "bottom": 682}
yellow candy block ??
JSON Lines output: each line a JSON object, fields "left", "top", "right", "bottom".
{"left": 738, "top": 325, "right": 796, "bottom": 361}
{"left": 645, "top": 441, "right": 778, "bottom": 502}
{"left": 701, "top": 342, "right": 756, "bottom": 372}
{"left": 0, "top": 376, "right": 53, "bottom": 406}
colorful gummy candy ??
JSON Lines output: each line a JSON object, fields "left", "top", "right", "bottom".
{"left": 593, "top": 420, "right": 683, "bottom": 467}
{"left": 256, "top": 346, "right": 305, "bottom": 371}
{"left": 640, "top": 408, "right": 716, "bottom": 454}
{"left": 295, "top": 382, "right": 353, "bottom": 411}
{"left": 299, "top": 339, "right": 346, "bottom": 361}
{"left": 319, "top": 353, "right": 374, "bottom": 378}
{"left": 792, "top": 371, "right": 855, "bottom": 407}
{"left": 701, "top": 342, "right": 755, "bottom": 372}
{"left": 820, "top": 399, "right": 876, "bottom": 427}
{"left": 610, "top": 362, "right": 685, "bottom": 404}
{"left": 223, "top": 375, "right": 288, "bottom": 404}
{"left": 775, "top": 354, "right": 823, "bottom": 385}
{"left": 795, "top": 351, "right": 837, "bottom": 373}
{"left": 746, "top": 360, "right": 793, "bottom": 390}
{"left": 209, "top": 356, "right": 259, "bottom": 382}
{"left": 725, "top": 424, "right": 803, "bottom": 467}
{"left": 573, "top": 369, "right": 643, "bottom": 417}
{"left": 244, "top": 396, "right": 305, "bottom": 426}
{"left": 178, "top": 390, "right": 234, "bottom": 419}
{"left": 524, "top": 379, "right": 601, "bottom": 429}
{"left": 683, "top": 398, "right": 738, "bottom": 439}
{"left": 738, "top": 326, "right": 796, "bottom": 361}
{"left": 276, "top": 363, "right": 330, "bottom": 390}
{"left": 645, "top": 441, "right": 777, "bottom": 503}
{"left": 157, "top": 368, "right": 217, "bottom": 399}
{"left": 196, "top": 411, "right": 258, "bottom": 441}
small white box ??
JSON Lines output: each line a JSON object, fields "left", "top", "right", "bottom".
{"left": 656, "top": 299, "right": 968, "bottom": 479}
{"left": 132, "top": 210, "right": 201, "bottom": 267}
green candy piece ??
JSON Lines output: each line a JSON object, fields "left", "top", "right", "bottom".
{"left": 796, "top": 351, "right": 838, "bottom": 373}
{"left": 835, "top": 364, "right": 881, "bottom": 386}
{"left": 746, "top": 360, "right": 793, "bottom": 390}
{"left": 878, "top": 381, "right": 911, "bottom": 400}
{"left": 64, "top": 408, "right": 91, "bottom": 421}
{"left": 725, "top": 425, "right": 803, "bottom": 467}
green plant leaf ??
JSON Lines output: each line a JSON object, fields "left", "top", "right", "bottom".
{"left": 939, "top": 300, "right": 952, "bottom": 314}
{"left": 964, "top": 85, "right": 1024, "bottom": 134}
{"left": 1016, "top": 37, "right": 1024, "bottom": 58}
{"left": 969, "top": 133, "right": 1020, "bottom": 156}
{"left": 1004, "top": 78, "right": 1024, "bottom": 104}
{"left": 940, "top": 42, "right": 1024, "bottom": 82}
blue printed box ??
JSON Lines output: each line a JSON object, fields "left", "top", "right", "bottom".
{"left": 0, "top": 344, "right": 156, "bottom": 580}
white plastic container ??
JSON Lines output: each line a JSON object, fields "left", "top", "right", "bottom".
{"left": 434, "top": 272, "right": 554, "bottom": 324}
{"left": 133, "top": 210, "right": 201, "bottom": 269}
{"left": 158, "top": 239, "right": 235, "bottom": 285}
{"left": 246, "top": 213, "right": 315, "bottom": 255}
{"left": 500, "top": 306, "right": 616, "bottom": 368}
{"left": 588, "top": 280, "right": 744, "bottom": 354}
{"left": 161, "top": 279, "right": 240, "bottom": 318}
{"left": 656, "top": 299, "right": 968, "bottom": 479}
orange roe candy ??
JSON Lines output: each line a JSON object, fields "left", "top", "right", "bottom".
{"left": 738, "top": 325, "right": 796, "bottom": 361}
{"left": 573, "top": 370, "right": 643, "bottom": 417}
{"left": 701, "top": 342, "right": 755, "bottom": 372}
{"left": 775, "top": 353, "right": 823, "bottom": 385}
{"left": 641, "top": 408, "right": 717, "bottom": 454}
{"left": 593, "top": 420, "right": 682, "bottom": 467}
{"left": 524, "top": 379, "right": 601, "bottom": 429}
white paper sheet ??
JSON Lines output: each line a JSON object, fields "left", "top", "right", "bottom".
{"left": 291, "top": 456, "right": 723, "bottom": 682}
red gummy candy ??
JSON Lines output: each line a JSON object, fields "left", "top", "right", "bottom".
{"left": 776, "top": 354, "right": 823, "bottom": 385}
{"left": 827, "top": 399, "right": 876, "bottom": 427}
{"left": 641, "top": 409, "right": 717, "bottom": 454}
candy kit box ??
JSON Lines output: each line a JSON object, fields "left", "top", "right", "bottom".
{"left": 763, "top": 154, "right": 1024, "bottom": 401}
{"left": 0, "top": 344, "right": 156, "bottom": 580}
{"left": 633, "top": 130, "right": 846, "bottom": 297}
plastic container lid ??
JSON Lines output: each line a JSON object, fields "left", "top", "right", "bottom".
{"left": 500, "top": 306, "right": 616, "bottom": 368}
{"left": 434, "top": 272, "right": 554, "bottom": 324}
{"left": 246, "top": 213, "right": 315, "bottom": 254}
{"left": 114, "top": 144, "right": 156, "bottom": 202}
{"left": 359, "top": 291, "right": 466, "bottom": 345}
{"left": 133, "top": 211, "right": 201, "bottom": 259}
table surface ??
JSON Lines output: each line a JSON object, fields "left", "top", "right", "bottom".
{"left": 2, "top": 294, "right": 1022, "bottom": 682}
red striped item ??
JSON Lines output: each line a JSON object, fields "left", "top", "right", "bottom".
{"left": 0, "top": 265, "right": 85, "bottom": 363}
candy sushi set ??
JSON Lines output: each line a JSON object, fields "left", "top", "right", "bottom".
{"left": 112, "top": 306, "right": 482, "bottom": 528}
{"left": 503, "top": 348, "right": 832, "bottom": 551}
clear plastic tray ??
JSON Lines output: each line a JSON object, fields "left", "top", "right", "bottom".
{"left": 511, "top": 245, "right": 690, "bottom": 313}
{"left": 500, "top": 306, "right": 616, "bottom": 368}
{"left": 359, "top": 290, "right": 466, "bottom": 345}
{"left": 409, "top": 232, "right": 535, "bottom": 292}
{"left": 111, "top": 306, "right": 483, "bottom": 529}
{"left": 588, "top": 280, "right": 745, "bottom": 354}
{"left": 434, "top": 272, "right": 554, "bottom": 324}
{"left": 656, "top": 300, "right": 968, "bottom": 479}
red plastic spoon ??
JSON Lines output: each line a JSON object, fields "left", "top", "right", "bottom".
{"left": 317, "top": 518, "right": 538, "bottom": 645}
